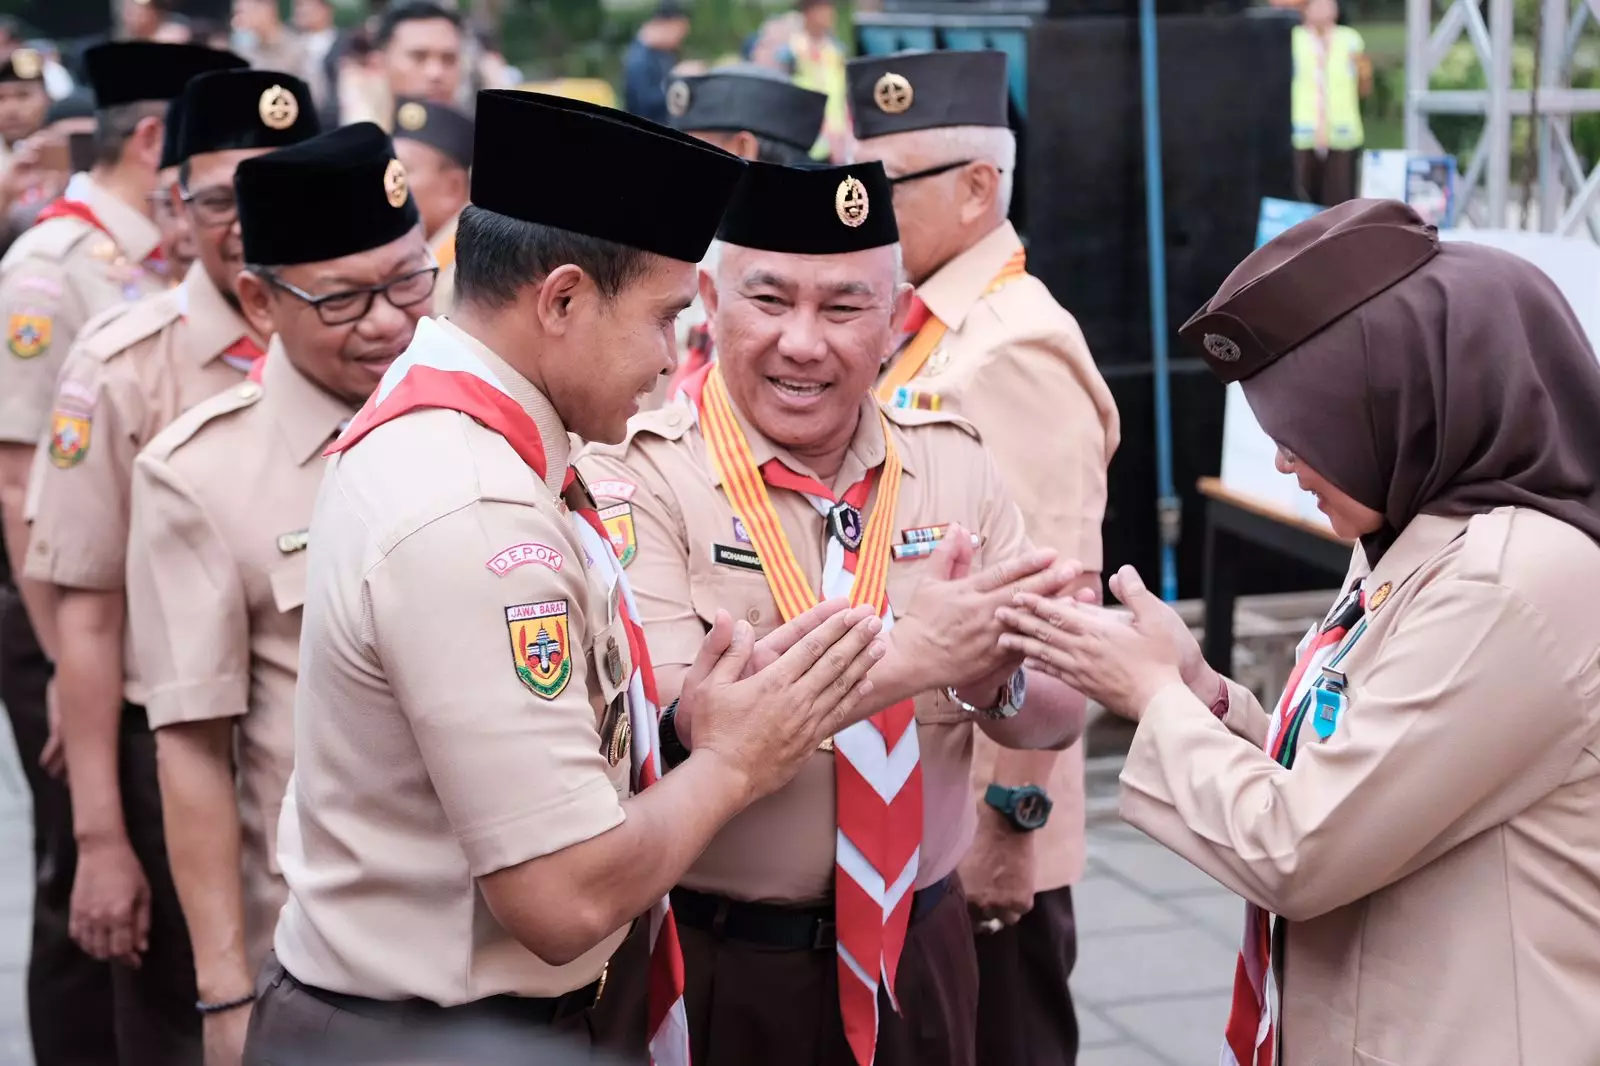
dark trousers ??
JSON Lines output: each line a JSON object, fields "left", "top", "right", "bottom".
{"left": 677, "top": 883, "right": 979, "bottom": 1066}
{"left": 243, "top": 956, "right": 598, "bottom": 1066}
{"left": 973, "top": 885, "right": 1079, "bottom": 1066}
{"left": 0, "top": 582, "right": 117, "bottom": 1066}
{"left": 113, "top": 704, "right": 202, "bottom": 1064}
{"left": 1293, "top": 148, "right": 1360, "bottom": 208}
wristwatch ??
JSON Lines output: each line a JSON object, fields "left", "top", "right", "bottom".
{"left": 944, "top": 667, "right": 1026, "bottom": 720}
{"left": 985, "top": 784, "right": 1053, "bottom": 832}
{"left": 659, "top": 699, "right": 690, "bottom": 770}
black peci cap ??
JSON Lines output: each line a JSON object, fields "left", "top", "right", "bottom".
{"left": 846, "top": 49, "right": 1010, "bottom": 141}
{"left": 172, "top": 70, "right": 321, "bottom": 165}
{"left": 392, "top": 97, "right": 473, "bottom": 170}
{"left": 0, "top": 47, "right": 46, "bottom": 84}
{"left": 717, "top": 161, "right": 897, "bottom": 255}
{"left": 159, "top": 94, "right": 186, "bottom": 170}
{"left": 664, "top": 67, "right": 827, "bottom": 153}
{"left": 235, "top": 122, "right": 421, "bottom": 267}
{"left": 46, "top": 88, "right": 97, "bottom": 126}
{"left": 84, "top": 42, "right": 247, "bottom": 108}
{"left": 469, "top": 89, "right": 746, "bottom": 264}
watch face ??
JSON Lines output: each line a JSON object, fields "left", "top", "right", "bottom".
{"left": 1007, "top": 667, "right": 1028, "bottom": 708}
{"left": 1012, "top": 789, "right": 1050, "bottom": 830}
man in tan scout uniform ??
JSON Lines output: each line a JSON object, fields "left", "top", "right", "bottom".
{"left": 577, "top": 160, "right": 1088, "bottom": 1066}
{"left": 129, "top": 120, "right": 431, "bottom": 1066}
{"left": 246, "top": 89, "right": 888, "bottom": 1065}
{"left": 849, "top": 48, "right": 1120, "bottom": 1066}
{"left": 21, "top": 68, "right": 322, "bottom": 1066}
{"left": 391, "top": 96, "right": 470, "bottom": 312}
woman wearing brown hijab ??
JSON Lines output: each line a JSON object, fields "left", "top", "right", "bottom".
{"left": 996, "top": 200, "right": 1600, "bottom": 1066}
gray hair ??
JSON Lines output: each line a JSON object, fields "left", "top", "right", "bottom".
{"left": 919, "top": 125, "right": 1017, "bottom": 214}
{"left": 707, "top": 239, "right": 906, "bottom": 291}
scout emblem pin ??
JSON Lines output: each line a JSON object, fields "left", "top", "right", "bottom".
{"left": 666, "top": 80, "right": 691, "bottom": 117}
{"left": 397, "top": 101, "right": 427, "bottom": 130}
{"left": 1203, "top": 333, "right": 1241, "bottom": 363}
{"left": 605, "top": 635, "right": 625, "bottom": 687}
{"left": 259, "top": 84, "right": 299, "bottom": 130}
{"left": 829, "top": 503, "right": 864, "bottom": 551}
{"left": 602, "top": 698, "right": 633, "bottom": 767}
{"left": 383, "top": 158, "right": 409, "bottom": 209}
{"left": 1368, "top": 581, "right": 1393, "bottom": 611}
{"left": 873, "top": 72, "right": 913, "bottom": 114}
{"left": 836, "top": 176, "right": 868, "bottom": 228}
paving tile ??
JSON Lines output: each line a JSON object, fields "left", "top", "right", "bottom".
{"left": 1076, "top": 1001, "right": 1123, "bottom": 1048}
{"left": 1086, "top": 835, "right": 1235, "bottom": 898}
{"left": 1077, "top": 1041, "right": 1172, "bottom": 1066}
{"left": 1073, "top": 875, "right": 1187, "bottom": 937}
{"left": 1073, "top": 926, "right": 1237, "bottom": 1005}
{"left": 1104, "top": 993, "right": 1232, "bottom": 1065}
{"left": 1169, "top": 891, "right": 1252, "bottom": 946}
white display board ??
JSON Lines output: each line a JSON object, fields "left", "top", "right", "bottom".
{"left": 1218, "top": 229, "right": 1600, "bottom": 528}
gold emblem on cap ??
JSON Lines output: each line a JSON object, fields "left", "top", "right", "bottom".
{"left": 11, "top": 49, "right": 41, "bottom": 81}
{"left": 397, "top": 101, "right": 427, "bottom": 131}
{"left": 873, "top": 72, "right": 913, "bottom": 115}
{"left": 1203, "top": 333, "right": 1241, "bottom": 363}
{"left": 665, "top": 80, "right": 691, "bottom": 118}
{"left": 383, "top": 158, "right": 409, "bottom": 209}
{"left": 836, "top": 175, "right": 869, "bottom": 228}
{"left": 1368, "top": 581, "right": 1393, "bottom": 611}
{"left": 259, "top": 85, "right": 299, "bottom": 131}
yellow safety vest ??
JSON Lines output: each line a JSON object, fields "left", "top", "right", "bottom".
{"left": 1291, "top": 25, "right": 1365, "bottom": 151}
{"left": 789, "top": 32, "right": 848, "bottom": 159}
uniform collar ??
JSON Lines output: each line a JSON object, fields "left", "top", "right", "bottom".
{"left": 1359, "top": 512, "right": 1473, "bottom": 611}
{"left": 261, "top": 337, "right": 361, "bottom": 466}
{"left": 707, "top": 390, "right": 917, "bottom": 490}
{"left": 178, "top": 263, "right": 261, "bottom": 364}
{"left": 434, "top": 316, "right": 570, "bottom": 494}
{"left": 915, "top": 219, "right": 1023, "bottom": 332}
{"left": 73, "top": 172, "right": 162, "bottom": 264}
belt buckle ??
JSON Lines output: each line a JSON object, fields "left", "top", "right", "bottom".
{"left": 812, "top": 918, "right": 836, "bottom": 951}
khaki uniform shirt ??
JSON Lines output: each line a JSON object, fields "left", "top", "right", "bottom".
{"left": 429, "top": 211, "right": 460, "bottom": 315}
{"left": 273, "top": 317, "right": 632, "bottom": 1003}
{"left": 577, "top": 393, "right": 1032, "bottom": 903}
{"left": 1121, "top": 507, "right": 1600, "bottom": 1065}
{"left": 895, "top": 220, "right": 1119, "bottom": 892}
{"left": 24, "top": 264, "right": 255, "bottom": 702}
{"left": 0, "top": 174, "right": 166, "bottom": 445}
{"left": 127, "top": 341, "right": 354, "bottom": 972}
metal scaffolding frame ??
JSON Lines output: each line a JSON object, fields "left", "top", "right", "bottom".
{"left": 1406, "top": 0, "right": 1600, "bottom": 237}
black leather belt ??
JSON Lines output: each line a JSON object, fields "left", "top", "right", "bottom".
{"left": 281, "top": 967, "right": 601, "bottom": 1026}
{"left": 671, "top": 874, "right": 954, "bottom": 951}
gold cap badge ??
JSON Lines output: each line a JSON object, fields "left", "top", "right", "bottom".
{"left": 835, "top": 175, "right": 868, "bottom": 228}
{"left": 665, "top": 80, "right": 691, "bottom": 118}
{"left": 397, "top": 101, "right": 427, "bottom": 131}
{"left": 1368, "top": 581, "right": 1393, "bottom": 611}
{"left": 1203, "top": 333, "right": 1241, "bottom": 363}
{"left": 383, "top": 158, "right": 409, "bottom": 208}
{"left": 873, "top": 72, "right": 913, "bottom": 115}
{"left": 259, "top": 85, "right": 299, "bottom": 131}
{"left": 12, "top": 49, "right": 41, "bottom": 81}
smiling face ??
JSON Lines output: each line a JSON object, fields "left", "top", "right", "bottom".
{"left": 707, "top": 242, "right": 906, "bottom": 464}
{"left": 183, "top": 147, "right": 265, "bottom": 306}
{"left": 1276, "top": 443, "right": 1384, "bottom": 538}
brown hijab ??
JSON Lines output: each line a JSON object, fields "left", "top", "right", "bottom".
{"left": 1181, "top": 199, "right": 1600, "bottom": 563}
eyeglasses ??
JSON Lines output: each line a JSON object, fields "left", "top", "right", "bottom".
{"left": 178, "top": 185, "right": 239, "bottom": 228}
{"left": 263, "top": 266, "right": 439, "bottom": 326}
{"left": 888, "top": 159, "right": 975, "bottom": 187}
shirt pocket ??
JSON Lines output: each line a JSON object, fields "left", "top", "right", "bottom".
{"left": 268, "top": 552, "right": 308, "bottom": 614}
{"left": 688, "top": 550, "right": 783, "bottom": 639}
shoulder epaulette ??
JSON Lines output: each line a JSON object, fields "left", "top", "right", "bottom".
{"left": 144, "top": 379, "right": 264, "bottom": 463}
{"left": 881, "top": 402, "right": 981, "bottom": 439}
{"left": 78, "top": 289, "right": 181, "bottom": 363}
{"left": 0, "top": 216, "right": 98, "bottom": 267}
{"left": 619, "top": 397, "right": 697, "bottom": 450}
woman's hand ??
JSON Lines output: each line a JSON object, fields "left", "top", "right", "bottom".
{"left": 996, "top": 566, "right": 1187, "bottom": 721}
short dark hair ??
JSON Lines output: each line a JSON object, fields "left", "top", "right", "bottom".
{"left": 376, "top": 1, "right": 462, "bottom": 47}
{"left": 93, "top": 100, "right": 166, "bottom": 168}
{"left": 754, "top": 135, "right": 812, "bottom": 165}
{"left": 454, "top": 204, "right": 651, "bottom": 309}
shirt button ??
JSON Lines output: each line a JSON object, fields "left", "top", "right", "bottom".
{"left": 745, "top": 607, "right": 762, "bottom": 625}
{"left": 32, "top": 539, "right": 46, "bottom": 553}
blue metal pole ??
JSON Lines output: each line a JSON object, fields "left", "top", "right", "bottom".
{"left": 1138, "top": 0, "right": 1180, "bottom": 602}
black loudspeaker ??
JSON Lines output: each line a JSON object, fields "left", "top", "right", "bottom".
{"left": 1023, "top": 12, "right": 1294, "bottom": 594}
{"left": 1046, "top": 0, "right": 1250, "bottom": 17}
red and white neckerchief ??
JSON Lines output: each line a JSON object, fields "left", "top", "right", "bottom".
{"left": 688, "top": 363, "right": 922, "bottom": 1066}
{"left": 1222, "top": 581, "right": 1366, "bottom": 1066}
{"left": 34, "top": 177, "right": 166, "bottom": 268}
{"left": 327, "top": 319, "right": 691, "bottom": 1066}
{"left": 172, "top": 273, "right": 265, "bottom": 374}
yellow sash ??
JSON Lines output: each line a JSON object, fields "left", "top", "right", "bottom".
{"left": 698, "top": 365, "right": 901, "bottom": 622}
{"left": 875, "top": 247, "right": 1029, "bottom": 402}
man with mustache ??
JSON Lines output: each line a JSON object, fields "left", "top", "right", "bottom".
{"left": 21, "top": 68, "right": 320, "bottom": 1065}
{"left": 128, "top": 120, "right": 430, "bottom": 1066}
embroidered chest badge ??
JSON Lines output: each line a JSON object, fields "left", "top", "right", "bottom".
{"left": 506, "top": 600, "right": 572, "bottom": 699}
